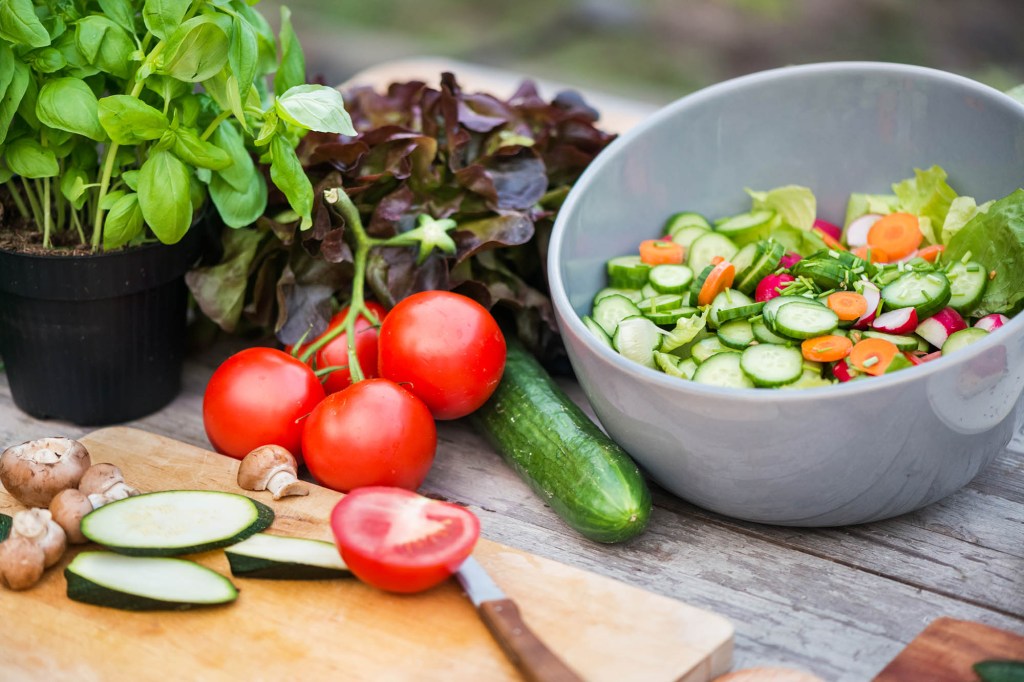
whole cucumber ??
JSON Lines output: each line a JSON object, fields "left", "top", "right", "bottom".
{"left": 472, "top": 339, "right": 651, "bottom": 543}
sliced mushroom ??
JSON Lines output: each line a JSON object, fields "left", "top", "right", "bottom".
{"left": 78, "top": 463, "right": 139, "bottom": 504}
{"left": 0, "top": 438, "right": 92, "bottom": 508}
{"left": 237, "top": 445, "right": 309, "bottom": 500}
{"left": 0, "top": 535, "right": 46, "bottom": 590}
{"left": 10, "top": 509, "right": 66, "bottom": 568}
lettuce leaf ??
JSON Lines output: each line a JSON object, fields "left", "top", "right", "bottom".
{"left": 941, "top": 196, "right": 993, "bottom": 245}
{"left": 844, "top": 192, "right": 898, "bottom": 227}
{"left": 768, "top": 222, "right": 828, "bottom": 257}
{"left": 746, "top": 185, "right": 815, "bottom": 231}
{"left": 945, "top": 188, "right": 1024, "bottom": 316}
{"left": 892, "top": 165, "right": 958, "bottom": 243}
{"left": 659, "top": 309, "right": 708, "bottom": 353}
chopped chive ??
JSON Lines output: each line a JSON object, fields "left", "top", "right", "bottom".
{"left": 862, "top": 356, "right": 879, "bottom": 368}
{"left": 961, "top": 250, "right": 973, "bottom": 264}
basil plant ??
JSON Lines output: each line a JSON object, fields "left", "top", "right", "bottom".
{"left": 0, "top": 0, "right": 354, "bottom": 250}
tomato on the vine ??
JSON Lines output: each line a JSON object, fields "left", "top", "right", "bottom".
{"left": 302, "top": 378, "right": 436, "bottom": 493}
{"left": 291, "top": 302, "right": 386, "bottom": 394}
{"left": 378, "top": 291, "right": 506, "bottom": 420}
{"left": 203, "top": 347, "right": 325, "bottom": 461}
{"left": 330, "top": 487, "right": 481, "bottom": 594}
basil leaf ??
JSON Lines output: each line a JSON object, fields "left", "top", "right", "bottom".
{"left": 275, "top": 84, "right": 355, "bottom": 135}
{"left": 6, "top": 138, "right": 59, "bottom": 178}
{"left": 229, "top": 16, "right": 258, "bottom": 92}
{"left": 122, "top": 169, "right": 140, "bottom": 191}
{"left": 138, "top": 150, "right": 193, "bottom": 244}
{"left": 98, "top": 0, "right": 137, "bottom": 34}
{"left": 230, "top": 0, "right": 276, "bottom": 76}
{"left": 0, "top": 59, "right": 29, "bottom": 144}
{"left": 104, "top": 192, "right": 145, "bottom": 249}
{"left": 158, "top": 17, "right": 229, "bottom": 83}
{"left": 211, "top": 119, "right": 255, "bottom": 192}
{"left": 0, "top": 43, "right": 15, "bottom": 99}
{"left": 99, "top": 189, "right": 126, "bottom": 211}
{"left": 0, "top": 158, "right": 12, "bottom": 184}
{"left": 60, "top": 166, "right": 89, "bottom": 209}
{"left": 98, "top": 95, "right": 169, "bottom": 144}
{"left": 203, "top": 67, "right": 246, "bottom": 126}
{"left": 36, "top": 78, "right": 106, "bottom": 141}
{"left": 273, "top": 6, "right": 304, "bottom": 97}
{"left": 76, "top": 16, "right": 134, "bottom": 79}
{"left": 27, "top": 47, "right": 65, "bottom": 74}
{"left": 142, "top": 0, "right": 191, "bottom": 40}
{"left": 269, "top": 134, "right": 312, "bottom": 229}
{"left": 171, "top": 127, "right": 232, "bottom": 170}
{"left": 53, "top": 30, "right": 99, "bottom": 79}
{"left": 0, "top": 0, "right": 51, "bottom": 48}
{"left": 209, "top": 170, "right": 267, "bottom": 228}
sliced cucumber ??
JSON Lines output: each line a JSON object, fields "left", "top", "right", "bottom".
{"left": 664, "top": 211, "right": 712, "bottom": 237}
{"left": 740, "top": 344, "right": 803, "bottom": 387}
{"left": 582, "top": 315, "right": 613, "bottom": 349}
{"left": 691, "top": 336, "right": 729, "bottom": 364}
{"left": 637, "top": 293, "right": 684, "bottom": 313}
{"left": 881, "top": 270, "right": 951, "bottom": 319}
{"left": 648, "top": 264, "right": 694, "bottom": 294}
{"left": 717, "top": 319, "right": 755, "bottom": 350}
{"left": 716, "top": 302, "right": 764, "bottom": 325}
{"left": 728, "top": 243, "right": 760, "bottom": 284}
{"left": 225, "top": 533, "right": 351, "bottom": 580}
{"left": 81, "top": 490, "right": 274, "bottom": 557}
{"left": 645, "top": 306, "right": 699, "bottom": 326}
{"left": 670, "top": 224, "right": 711, "bottom": 248}
{"left": 946, "top": 261, "right": 987, "bottom": 314}
{"left": 613, "top": 315, "right": 663, "bottom": 369}
{"left": 693, "top": 352, "right": 754, "bottom": 388}
{"left": 687, "top": 232, "right": 739, "bottom": 275}
{"left": 606, "top": 255, "right": 651, "bottom": 289}
{"left": 593, "top": 287, "right": 643, "bottom": 305}
{"left": 715, "top": 210, "right": 777, "bottom": 246}
{"left": 65, "top": 551, "right": 238, "bottom": 611}
{"left": 762, "top": 293, "right": 817, "bottom": 326}
{"left": 708, "top": 288, "right": 754, "bottom": 328}
{"left": 640, "top": 282, "right": 660, "bottom": 299}
{"left": 592, "top": 294, "right": 641, "bottom": 337}
{"left": 862, "top": 330, "right": 920, "bottom": 351}
{"left": 735, "top": 240, "right": 786, "bottom": 295}
{"left": 751, "top": 317, "right": 791, "bottom": 345}
{"left": 942, "top": 327, "right": 989, "bottom": 355}
{"left": 771, "top": 301, "right": 839, "bottom": 339}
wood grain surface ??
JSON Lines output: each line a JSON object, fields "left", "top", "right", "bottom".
{"left": 0, "top": 427, "right": 733, "bottom": 682}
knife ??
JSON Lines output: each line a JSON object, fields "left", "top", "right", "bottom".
{"left": 456, "top": 556, "right": 583, "bottom": 682}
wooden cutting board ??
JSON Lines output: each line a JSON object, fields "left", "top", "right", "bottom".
{"left": 0, "top": 427, "right": 733, "bottom": 682}
{"left": 873, "top": 617, "right": 1024, "bottom": 681}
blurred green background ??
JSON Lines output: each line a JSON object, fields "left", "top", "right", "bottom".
{"left": 263, "top": 0, "right": 1023, "bottom": 105}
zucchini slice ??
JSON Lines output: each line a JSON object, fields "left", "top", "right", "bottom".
{"left": 0, "top": 513, "right": 10, "bottom": 542}
{"left": 81, "top": 490, "right": 274, "bottom": 557}
{"left": 225, "top": 533, "right": 351, "bottom": 580}
{"left": 65, "top": 551, "right": 238, "bottom": 611}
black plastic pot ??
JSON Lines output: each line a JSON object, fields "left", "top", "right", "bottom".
{"left": 0, "top": 226, "right": 210, "bottom": 425}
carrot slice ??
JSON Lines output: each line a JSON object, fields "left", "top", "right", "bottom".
{"left": 801, "top": 335, "right": 853, "bottom": 363}
{"left": 813, "top": 227, "right": 847, "bottom": 251}
{"left": 852, "top": 245, "right": 891, "bottom": 264}
{"left": 639, "top": 239, "right": 685, "bottom": 265}
{"left": 866, "top": 212, "right": 922, "bottom": 260}
{"left": 849, "top": 337, "right": 899, "bottom": 376}
{"left": 697, "top": 261, "right": 736, "bottom": 306}
{"left": 826, "top": 291, "right": 868, "bottom": 322}
{"left": 915, "top": 244, "right": 945, "bottom": 263}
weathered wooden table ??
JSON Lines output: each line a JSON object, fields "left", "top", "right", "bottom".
{"left": 2, "top": 59, "right": 1022, "bottom": 680}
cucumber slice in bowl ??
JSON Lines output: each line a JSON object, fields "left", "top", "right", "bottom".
{"left": 225, "top": 533, "right": 352, "bottom": 580}
{"left": 65, "top": 551, "right": 238, "bottom": 611}
{"left": 81, "top": 490, "right": 274, "bottom": 557}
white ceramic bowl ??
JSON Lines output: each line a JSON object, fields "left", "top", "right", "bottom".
{"left": 548, "top": 62, "right": 1024, "bottom": 526}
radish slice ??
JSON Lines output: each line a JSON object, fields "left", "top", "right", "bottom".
{"left": 920, "top": 351, "right": 943, "bottom": 362}
{"left": 780, "top": 252, "right": 802, "bottom": 268}
{"left": 915, "top": 307, "right": 967, "bottom": 349}
{"left": 872, "top": 307, "right": 919, "bottom": 335}
{"left": 975, "top": 313, "right": 1009, "bottom": 332}
{"left": 755, "top": 274, "right": 796, "bottom": 303}
{"left": 845, "top": 213, "right": 883, "bottom": 248}
{"left": 832, "top": 359, "right": 856, "bottom": 382}
{"left": 813, "top": 219, "right": 842, "bottom": 242}
{"left": 853, "top": 282, "right": 881, "bottom": 329}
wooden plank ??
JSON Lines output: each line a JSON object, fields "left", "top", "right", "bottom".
{"left": 873, "top": 617, "right": 1024, "bottom": 681}
{"left": 0, "top": 427, "right": 732, "bottom": 682}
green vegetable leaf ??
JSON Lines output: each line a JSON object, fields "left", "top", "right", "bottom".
{"left": 98, "top": 0, "right": 138, "bottom": 34}
{"left": 103, "top": 192, "right": 146, "bottom": 249}
{"left": 0, "top": 43, "right": 15, "bottom": 100}
{"left": 941, "top": 195, "right": 993, "bottom": 245}
{"left": 138, "top": 150, "right": 193, "bottom": 244}
{"left": 36, "top": 78, "right": 106, "bottom": 141}
{"left": 384, "top": 214, "right": 458, "bottom": 264}
{"left": 211, "top": 119, "right": 257, "bottom": 191}
{"left": 230, "top": 0, "right": 276, "bottom": 76}
{"left": 0, "top": 0, "right": 51, "bottom": 48}
{"left": 158, "top": 17, "right": 230, "bottom": 83}
{"left": 0, "top": 61, "right": 29, "bottom": 145}
{"left": 273, "top": 6, "right": 304, "bottom": 97}
{"left": 275, "top": 84, "right": 355, "bottom": 135}
{"left": 946, "top": 189, "right": 1024, "bottom": 316}
{"left": 209, "top": 171, "right": 267, "bottom": 228}
{"left": 229, "top": 16, "right": 258, "bottom": 92}
{"left": 843, "top": 192, "right": 899, "bottom": 228}
{"left": 142, "top": 0, "right": 191, "bottom": 40}
{"left": 171, "top": 127, "right": 232, "bottom": 170}
{"left": 60, "top": 166, "right": 90, "bottom": 209}
{"left": 122, "top": 169, "right": 140, "bottom": 191}
{"left": 269, "top": 134, "right": 312, "bottom": 229}
{"left": 27, "top": 47, "right": 66, "bottom": 73}
{"left": 769, "top": 222, "right": 828, "bottom": 257}
{"left": 6, "top": 138, "right": 59, "bottom": 178}
{"left": 76, "top": 16, "right": 134, "bottom": 79}
{"left": 185, "top": 227, "right": 265, "bottom": 331}
{"left": 98, "top": 95, "right": 169, "bottom": 144}
{"left": 659, "top": 309, "right": 709, "bottom": 353}
{"left": 892, "top": 165, "right": 958, "bottom": 243}
{"left": 747, "top": 185, "right": 816, "bottom": 232}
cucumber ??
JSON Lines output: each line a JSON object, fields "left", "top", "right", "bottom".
{"left": 471, "top": 339, "right": 652, "bottom": 544}
{"left": 81, "top": 490, "right": 275, "bottom": 557}
{"left": 225, "top": 533, "right": 352, "bottom": 580}
{"left": 942, "top": 327, "right": 989, "bottom": 355}
{"left": 687, "top": 232, "right": 739, "bottom": 275}
{"left": 582, "top": 315, "right": 613, "bottom": 349}
{"left": 593, "top": 287, "right": 643, "bottom": 305}
{"left": 692, "top": 352, "right": 754, "bottom": 388}
{"left": 65, "top": 551, "right": 238, "bottom": 611}
{"left": 606, "top": 255, "right": 650, "bottom": 289}
{"left": 664, "top": 211, "right": 712, "bottom": 237}
{"left": 0, "top": 513, "right": 10, "bottom": 541}
{"left": 592, "top": 294, "right": 641, "bottom": 337}
{"left": 613, "top": 315, "right": 663, "bottom": 369}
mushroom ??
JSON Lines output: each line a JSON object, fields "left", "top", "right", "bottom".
{"left": 0, "top": 437, "right": 92, "bottom": 508}
{"left": 78, "top": 463, "right": 139, "bottom": 506}
{"left": 237, "top": 445, "right": 309, "bottom": 500}
{"left": 0, "top": 536, "right": 45, "bottom": 591}
{"left": 10, "top": 509, "right": 66, "bottom": 567}
{"left": 49, "top": 489, "right": 95, "bottom": 544}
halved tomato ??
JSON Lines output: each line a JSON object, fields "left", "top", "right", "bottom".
{"left": 330, "top": 487, "right": 481, "bottom": 594}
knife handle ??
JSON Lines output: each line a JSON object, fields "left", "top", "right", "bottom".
{"left": 479, "top": 598, "right": 584, "bottom": 682}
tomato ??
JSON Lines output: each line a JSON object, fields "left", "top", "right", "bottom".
{"left": 203, "top": 347, "right": 325, "bottom": 461}
{"left": 330, "top": 487, "right": 480, "bottom": 593}
{"left": 302, "top": 378, "right": 437, "bottom": 493}
{"left": 378, "top": 291, "right": 506, "bottom": 420}
{"left": 291, "top": 302, "right": 386, "bottom": 394}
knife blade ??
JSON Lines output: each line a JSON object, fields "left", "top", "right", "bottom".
{"left": 456, "top": 556, "right": 583, "bottom": 682}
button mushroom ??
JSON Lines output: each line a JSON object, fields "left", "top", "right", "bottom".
{"left": 0, "top": 535, "right": 45, "bottom": 591}
{"left": 49, "top": 489, "right": 94, "bottom": 545}
{"left": 78, "top": 463, "right": 139, "bottom": 505}
{"left": 237, "top": 445, "right": 309, "bottom": 500}
{"left": 0, "top": 438, "right": 92, "bottom": 508}
{"left": 10, "top": 509, "right": 66, "bottom": 568}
